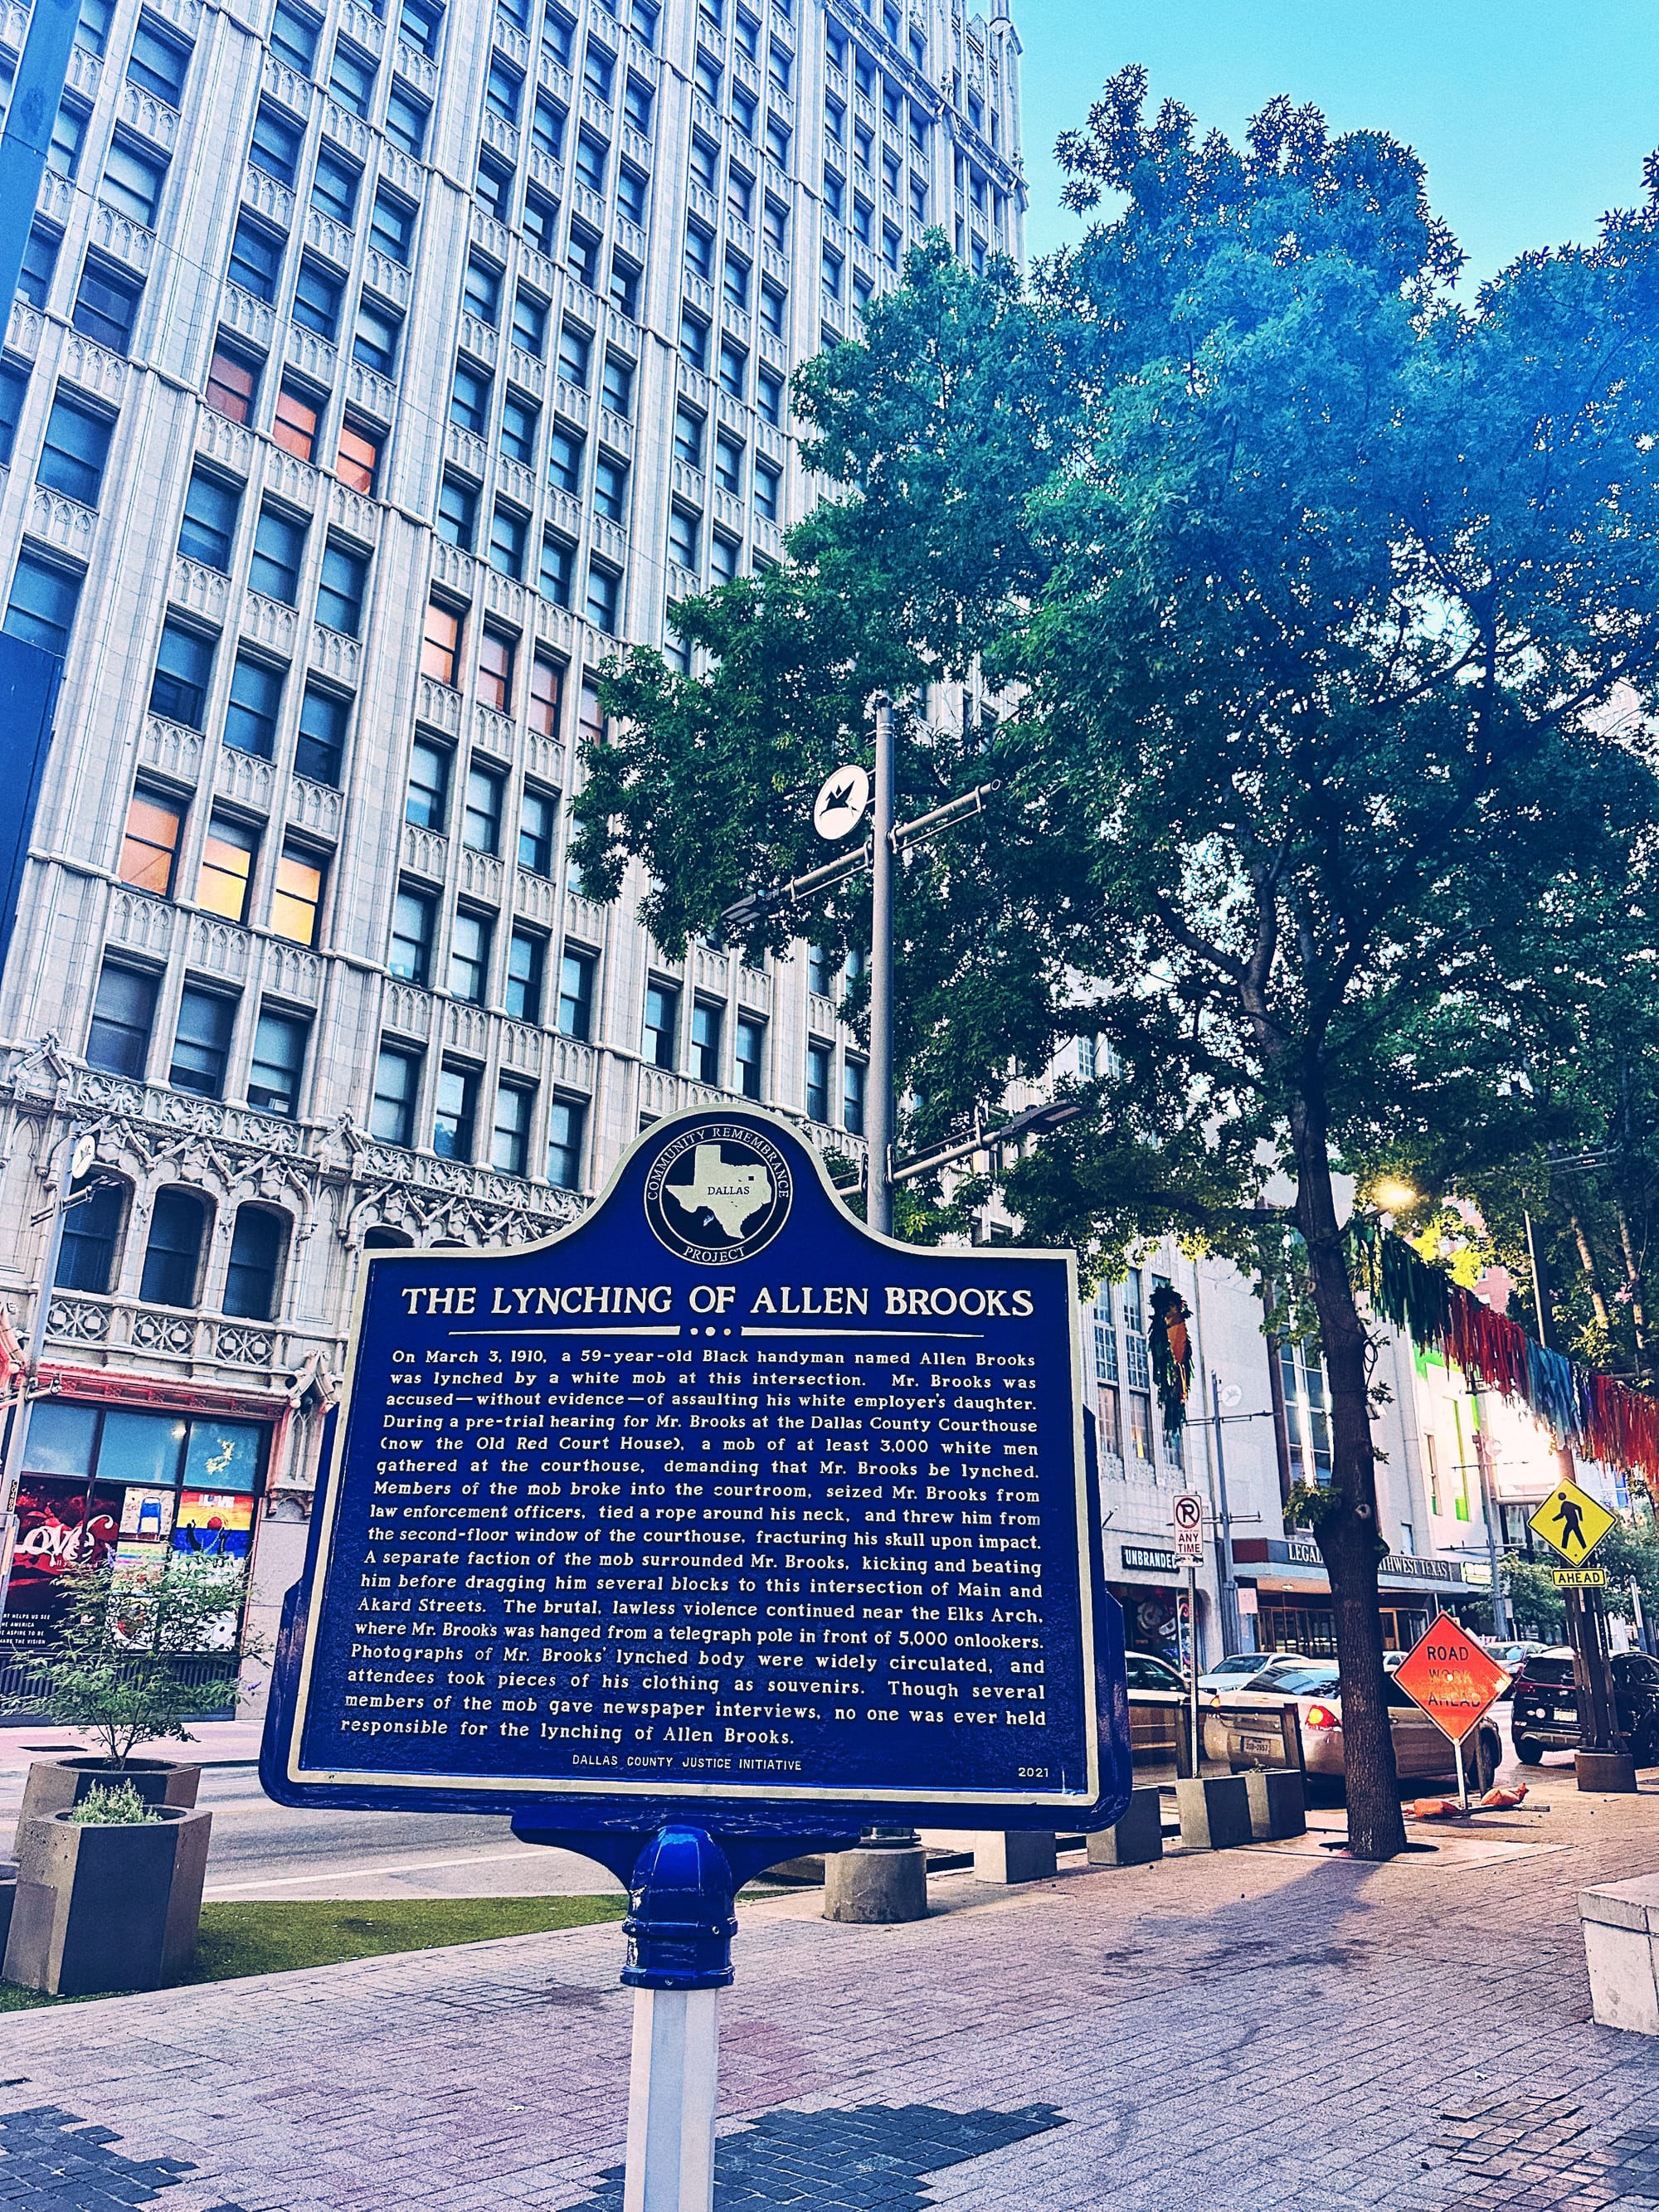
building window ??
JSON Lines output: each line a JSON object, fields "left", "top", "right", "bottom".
{"left": 489, "top": 503, "right": 528, "bottom": 578}
{"left": 224, "top": 1206, "right": 285, "bottom": 1319}
{"left": 475, "top": 148, "right": 513, "bottom": 218}
{"left": 486, "top": 53, "right": 523, "bottom": 125}
{"left": 370, "top": 189, "right": 416, "bottom": 265}
{"left": 432, "top": 1062, "right": 478, "bottom": 1159}
{"left": 353, "top": 299, "right": 401, "bottom": 375}
{"left": 616, "top": 163, "right": 649, "bottom": 224}
{"left": 557, "top": 324, "right": 593, "bottom": 392}
{"left": 528, "top": 651, "right": 562, "bottom": 737}
{"left": 717, "top": 339, "right": 747, "bottom": 401}
{"left": 72, "top": 260, "right": 142, "bottom": 353}
{"left": 473, "top": 628, "right": 512, "bottom": 713}
{"left": 421, "top": 600, "right": 461, "bottom": 684}
{"left": 462, "top": 761, "right": 504, "bottom": 853}
{"left": 505, "top": 927, "right": 544, "bottom": 1021}
{"left": 679, "top": 311, "right": 709, "bottom": 374}
{"left": 398, "top": 0, "right": 443, "bottom": 58}
{"left": 49, "top": 105, "right": 85, "bottom": 182}
{"left": 316, "top": 543, "right": 367, "bottom": 636}
{"left": 500, "top": 391, "right": 538, "bottom": 463}
{"left": 709, "top": 532, "right": 739, "bottom": 584}
{"left": 522, "top": 188, "right": 558, "bottom": 253}
{"left": 574, "top": 126, "right": 607, "bottom": 192}
{"left": 87, "top": 960, "right": 157, "bottom": 1076}
{"left": 734, "top": 1014, "right": 764, "bottom": 1099}
{"left": 291, "top": 258, "right": 342, "bottom": 338}
{"left": 295, "top": 683, "right": 348, "bottom": 784}
{"left": 519, "top": 786, "right": 556, "bottom": 874}
{"left": 139, "top": 1187, "right": 208, "bottom": 1306}
{"left": 592, "top": 453, "right": 629, "bottom": 522}
{"left": 273, "top": 378, "right": 320, "bottom": 458}
{"left": 148, "top": 620, "right": 215, "bottom": 728}
{"left": 557, "top": 947, "right": 595, "bottom": 1039}
{"left": 270, "top": 1, "right": 320, "bottom": 74}
{"left": 713, "top": 431, "right": 744, "bottom": 497}
{"left": 36, "top": 390, "right": 113, "bottom": 508}
{"left": 644, "top": 980, "right": 679, "bottom": 1068}
{"left": 586, "top": 561, "right": 620, "bottom": 632}
{"left": 539, "top": 532, "right": 575, "bottom": 606}
{"left": 178, "top": 470, "right": 239, "bottom": 571}
{"left": 436, "top": 473, "right": 477, "bottom": 551}
{"left": 328, "top": 39, "right": 376, "bottom": 118}
{"left": 250, "top": 104, "right": 302, "bottom": 185}
{"left": 119, "top": 790, "right": 183, "bottom": 897}
{"left": 690, "top": 998, "right": 722, "bottom": 1085}
{"left": 367, "top": 1043, "right": 420, "bottom": 1147}
{"left": 1279, "top": 1341, "right": 1334, "bottom": 1487}
{"left": 805, "top": 1041, "right": 832, "bottom": 1123}
{"left": 248, "top": 1007, "right": 308, "bottom": 1116}
{"left": 222, "top": 654, "right": 283, "bottom": 758}
{"left": 385, "top": 84, "right": 429, "bottom": 156}
{"left": 450, "top": 361, "right": 491, "bottom": 434}
{"left": 463, "top": 253, "right": 502, "bottom": 328}
{"left": 250, "top": 505, "right": 305, "bottom": 605}
{"left": 17, "top": 226, "right": 61, "bottom": 311}
{"left": 685, "top": 221, "right": 714, "bottom": 282}
{"left": 205, "top": 343, "right": 258, "bottom": 423}
{"left": 311, "top": 147, "right": 361, "bottom": 227}
{"left": 547, "top": 425, "right": 584, "bottom": 494}
{"left": 531, "top": 91, "right": 566, "bottom": 159}
{"left": 601, "top": 353, "right": 635, "bottom": 421}
{"left": 404, "top": 738, "right": 450, "bottom": 834}
{"left": 197, "top": 813, "right": 257, "bottom": 922}
{"left": 56, "top": 1174, "right": 125, "bottom": 1293}
{"left": 753, "top": 459, "right": 781, "bottom": 521}
{"left": 512, "top": 289, "right": 547, "bottom": 359}
{"left": 389, "top": 885, "right": 435, "bottom": 984}
{"left": 547, "top": 1095, "right": 586, "bottom": 1189}
{"left": 336, "top": 421, "right": 379, "bottom": 495}
{"left": 757, "top": 366, "right": 784, "bottom": 425}
{"left": 758, "top": 281, "right": 786, "bottom": 337}
{"left": 843, "top": 1056, "right": 865, "bottom": 1135}
{"left": 272, "top": 843, "right": 324, "bottom": 945}
{"left": 668, "top": 505, "right": 701, "bottom": 571}
{"left": 491, "top": 1081, "right": 533, "bottom": 1174}
{"left": 128, "top": 20, "right": 189, "bottom": 101}
{"left": 630, "top": 0, "right": 657, "bottom": 47}
{"left": 100, "top": 141, "right": 165, "bottom": 226}
{"left": 169, "top": 984, "right": 236, "bottom": 1099}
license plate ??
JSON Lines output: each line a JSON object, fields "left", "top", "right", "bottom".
{"left": 1553, "top": 1708, "right": 1574, "bottom": 1723}
{"left": 1237, "top": 1734, "right": 1279, "bottom": 1758}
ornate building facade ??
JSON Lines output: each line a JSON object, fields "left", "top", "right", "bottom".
{"left": 0, "top": 0, "right": 1027, "bottom": 1656}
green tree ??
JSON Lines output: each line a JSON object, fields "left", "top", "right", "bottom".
{"left": 575, "top": 75, "right": 1659, "bottom": 1858}
{"left": 8, "top": 1556, "right": 256, "bottom": 1765}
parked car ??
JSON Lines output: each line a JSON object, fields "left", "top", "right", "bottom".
{"left": 1511, "top": 1646, "right": 1659, "bottom": 1764}
{"left": 1481, "top": 1641, "right": 1550, "bottom": 1697}
{"left": 1123, "top": 1650, "right": 1190, "bottom": 1767}
{"left": 1204, "top": 1660, "right": 1503, "bottom": 1791}
{"left": 1197, "top": 1650, "right": 1308, "bottom": 1694}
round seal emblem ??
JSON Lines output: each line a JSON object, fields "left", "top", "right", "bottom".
{"left": 643, "top": 1121, "right": 793, "bottom": 1265}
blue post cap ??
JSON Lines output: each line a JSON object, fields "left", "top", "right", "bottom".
{"left": 622, "top": 1825, "right": 738, "bottom": 1991}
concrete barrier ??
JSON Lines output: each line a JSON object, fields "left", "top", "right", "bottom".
{"left": 971, "top": 1831, "right": 1058, "bottom": 1884}
{"left": 1579, "top": 1874, "right": 1659, "bottom": 2033}
{"left": 1244, "top": 1767, "right": 1306, "bottom": 1840}
{"left": 1086, "top": 1788, "right": 1164, "bottom": 1867}
{"left": 1176, "top": 1775, "right": 1253, "bottom": 1852}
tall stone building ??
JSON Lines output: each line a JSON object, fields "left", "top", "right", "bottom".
{"left": 0, "top": 0, "right": 1028, "bottom": 1656}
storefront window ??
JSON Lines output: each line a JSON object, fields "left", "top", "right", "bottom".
{"left": 1279, "top": 1340, "right": 1332, "bottom": 1485}
{"left": 24, "top": 1402, "right": 98, "bottom": 1477}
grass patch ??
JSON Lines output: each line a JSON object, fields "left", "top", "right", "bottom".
{"left": 0, "top": 1894, "right": 628, "bottom": 2009}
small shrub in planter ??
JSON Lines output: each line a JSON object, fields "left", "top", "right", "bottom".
{"left": 62, "top": 1783, "right": 163, "bottom": 1826}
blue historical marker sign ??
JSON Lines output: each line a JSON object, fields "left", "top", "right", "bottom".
{"left": 261, "top": 1110, "right": 1131, "bottom": 1838}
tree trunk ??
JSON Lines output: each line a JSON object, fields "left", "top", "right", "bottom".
{"left": 1290, "top": 1091, "right": 1406, "bottom": 1862}
{"left": 1616, "top": 1199, "right": 1652, "bottom": 1385}
{"left": 1568, "top": 1209, "right": 1613, "bottom": 1335}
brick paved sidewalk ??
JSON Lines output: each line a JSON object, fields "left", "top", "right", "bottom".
{"left": 2, "top": 1771, "right": 1658, "bottom": 2212}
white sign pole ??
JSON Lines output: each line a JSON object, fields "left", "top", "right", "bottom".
{"left": 624, "top": 1988, "right": 720, "bottom": 2212}
{"left": 1186, "top": 1559, "right": 1199, "bottom": 1777}
{"left": 1173, "top": 1493, "right": 1205, "bottom": 1778}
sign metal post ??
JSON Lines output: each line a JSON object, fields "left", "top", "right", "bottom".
{"left": 260, "top": 1110, "right": 1132, "bottom": 2210}
{"left": 1173, "top": 1493, "right": 1205, "bottom": 1777}
{"left": 1392, "top": 1616, "right": 1509, "bottom": 1811}
{"left": 1527, "top": 1476, "right": 1632, "bottom": 1787}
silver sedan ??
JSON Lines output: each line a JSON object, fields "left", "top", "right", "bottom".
{"left": 1204, "top": 1660, "right": 1501, "bottom": 1791}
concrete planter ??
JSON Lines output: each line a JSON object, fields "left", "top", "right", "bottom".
{"left": 972, "top": 1830, "right": 1058, "bottom": 1884}
{"left": 822, "top": 1842, "right": 929, "bottom": 1923}
{"left": 1087, "top": 1787, "right": 1165, "bottom": 1867}
{"left": 12, "top": 1756, "right": 202, "bottom": 1860}
{"left": 1176, "top": 1774, "right": 1254, "bottom": 1852}
{"left": 1580, "top": 1874, "right": 1659, "bottom": 2033}
{"left": 3, "top": 1805, "right": 212, "bottom": 1996}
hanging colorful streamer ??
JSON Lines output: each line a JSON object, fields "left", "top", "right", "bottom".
{"left": 1348, "top": 1218, "right": 1659, "bottom": 1487}
{"left": 1148, "top": 1284, "right": 1194, "bottom": 1433}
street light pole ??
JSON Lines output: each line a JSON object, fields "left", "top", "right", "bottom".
{"left": 1209, "top": 1371, "right": 1242, "bottom": 1657}
{"left": 867, "top": 693, "right": 894, "bottom": 1237}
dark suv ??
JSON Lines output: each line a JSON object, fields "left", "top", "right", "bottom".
{"left": 1511, "top": 1646, "right": 1659, "bottom": 1765}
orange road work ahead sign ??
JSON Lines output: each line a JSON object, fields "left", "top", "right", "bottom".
{"left": 1393, "top": 1616, "right": 1511, "bottom": 1744}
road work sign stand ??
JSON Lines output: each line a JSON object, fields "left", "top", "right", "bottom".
{"left": 1392, "top": 1616, "right": 1507, "bottom": 1812}
{"left": 1528, "top": 1477, "right": 1635, "bottom": 1794}
{"left": 260, "top": 1109, "right": 1134, "bottom": 2210}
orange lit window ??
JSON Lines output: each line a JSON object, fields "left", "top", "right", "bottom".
{"left": 421, "top": 599, "right": 461, "bottom": 685}
{"left": 273, "top": 382, "right": 319, "bottom": 462}
{"left": 579, "top": 676, "right": 604, "bottom": 746}
{"left": 336, "top": 421, "right": 379, "bottom": 495}
{"left": 197, "top": 814, "right": 256, "bottom": 922}
{"left": 271, "top": 843, "right": 324, "bottom": 945}
{"left": 478, "top": 628, "right": 514, "bottom": 712}
{"left": 119, "top": 792, "right": 182, "bottom": 897}
{"left": 528, "top": 651, "right": 562, "bottom": 737}
{"left": 205, "top": 346, "right": 257, "bottom": 424}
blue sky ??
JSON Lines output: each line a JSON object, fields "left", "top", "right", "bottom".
{"left": 1015, "top": 0, "right": 1659, "bottom": 284}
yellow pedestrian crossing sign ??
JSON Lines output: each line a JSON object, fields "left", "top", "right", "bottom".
{"left": 1529, "top": 1477, "right": 1618, "bottom": 1567}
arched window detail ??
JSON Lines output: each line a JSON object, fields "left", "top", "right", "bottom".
{"left": 55, "top": 1176, "right": 129, "bottom": 1295}
{"left": 139, "top": 1187, "right": 211, "bottom": 1307}
{"left": 362, "top": 1226, "right": 413, "bottom": 1249}
{"left": 224, "top": 1206, "right": 287, "bottom": 1320}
